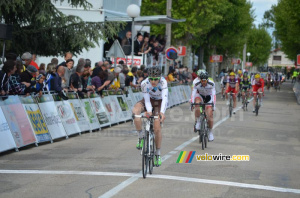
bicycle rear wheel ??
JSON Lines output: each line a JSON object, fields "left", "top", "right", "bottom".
{"left": 149, "top": 134, "right": 154, "bottom": 175}
{"left": 255, "top": 99, "right": 259, "bottom": 116}
{"left": 199, "top": 116, "right": 205, "bottom": 144}
{"left": 229, "top": 98, "right": 233, "bottom": 117}
{"left": 142, "top": 136, "right": 148, "bottom": 178}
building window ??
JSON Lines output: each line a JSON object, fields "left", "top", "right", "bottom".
{"left": 273, "top": 56, "right": 281, "bottom": 61}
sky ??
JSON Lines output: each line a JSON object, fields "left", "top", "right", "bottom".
{"left": 249, "top": 0, "right": 278, "bottom": 26}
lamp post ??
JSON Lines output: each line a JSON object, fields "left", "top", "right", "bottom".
{"left": 247, "top": 52, "right": 251, "bottom": 62}
{"left": 127, "top": 4, "right": 140, "bottom": 68}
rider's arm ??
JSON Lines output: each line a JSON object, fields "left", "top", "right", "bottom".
{"left": 220, "top": 76, "right": 224, "bottom": 84}
{"left": 144, "top": 92, "right": 152, "bottom": 112}
{"left": 160, "top": 88, "right": 168, "bottom": 114}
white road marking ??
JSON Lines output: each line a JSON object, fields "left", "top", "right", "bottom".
{"left": 1, "top": 170, "right": 299, "bottom": 194}
{"left": 97, "top": 105, "right": 244, "bottom": 197}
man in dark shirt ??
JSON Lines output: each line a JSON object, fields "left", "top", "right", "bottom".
{"left": 20, "top": 65, "right": 37, "bottom": 94}
{"left": 134, "top": 34, "right": 143, "bottom": 56}
{"left": 50, "top": 66, "right": 68, "bottom": 100}
{"left": 69, "top": 66, "right": 84, "bottom": 98}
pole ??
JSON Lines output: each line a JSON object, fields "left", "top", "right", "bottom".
{"left": 242, "top": 43, "right": 246, "bottom": 71}
{"left": 131, "top": 18, "right": 135, "bottom": 68}
{"left": 165, "top": 0, "right": 172, "bottom": 76}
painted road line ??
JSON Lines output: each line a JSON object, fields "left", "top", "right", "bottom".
{"left": 97, "top": 107, "right": 242, "bottom": 198}
{"left": 1, "top": 170, "right": 299, "bottom": 194}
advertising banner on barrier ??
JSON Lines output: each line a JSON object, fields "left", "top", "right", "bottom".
{"left": 167, "top": 87, "right": 173, "bottom": 108}
{"left": 171, "top": 86, "right": 180, "bottom": 105}
{"left": 53, "top": 95, "right": 81, "bottom": 136}
{"left": 127, "top": 87, "right": 136, "bottom": 106}
{"left": 0, "top": 106, "right": 17, "bottom": 153}
{"left": 67, "top": 93, "right": 91, "bottom": 132}
{"left": 89, "top": 92, "right": 111, "bottom": 128}
{"left": 108, "top": 90, "right": 125, "bottom": 122}
{"left": 0, "top": 96, "right": 36, "bottom": 148}
{"left": 124, "top": 87, "right": 134, "bottom": 111}
{"left": 80, "top": 93, "right": 100, "bottom": 130}
{"left": 180, "top": 86, "right": 188, "bottom": 102}
{"left": 36, "top": 95, "right": 66, "bottom": 139}
{"left": 132, "top": 88, "right": 143, "bottom": 103}
{"left": 115, "top": 90, "right": 132, "bottom": 121}
{"left": 20, "top": 96, "right": 52, "bottom": 143}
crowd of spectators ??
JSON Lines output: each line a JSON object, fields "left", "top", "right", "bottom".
{"left": 0, "top": 52, "right": 154, "bottom": 100}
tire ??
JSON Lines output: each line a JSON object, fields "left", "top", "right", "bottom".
{"left": 201, "top": 134, "right": 205, "bottom": 150}
{"left": 204, "top": 131, "right": 208, "bottom": 148}
{"left": 142, "top": 136, "right": 148, "bottom": 179}
{"left": 149, "top": 135, "right": 154, "bottom": 175}
{"left": 199, "top": 116, "right": 205, "bottom": 144}
{"left": 255, "top": 100, "right": 259, "bottom": 116}
{"left": 229, "top": 99, "right": 232, "bottom": 117}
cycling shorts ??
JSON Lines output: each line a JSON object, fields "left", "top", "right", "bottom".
{"left": 226, "top": 87, "right": 237, "bottom": 94}
{"left": 252, "top": 85, "right": 263, "bottom": 93}
{"left": 138, "top": 98, "right": 162, "bottom": 116}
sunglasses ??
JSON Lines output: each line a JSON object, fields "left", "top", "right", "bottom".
{"left": 200, "top": 79, "right": 207, "bottom": 82}
{"left": 149, "top": 77, "right": 160, "bottom": 81}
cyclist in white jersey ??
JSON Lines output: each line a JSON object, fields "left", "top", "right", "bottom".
{"left": 132, "top": 66, "right": 168, "bottom": 167}
{"left": 191, "top": 71, "right": 216, "bottom": 141}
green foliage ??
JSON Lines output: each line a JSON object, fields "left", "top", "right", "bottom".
{"left": 246, "top": 27, "right": 272, "bottom": 66}
{"left": 273, "top": 0, "right": 300, "bottom": 59}
{"left": 0, "top": 0, "right": 124, "bottom": 56}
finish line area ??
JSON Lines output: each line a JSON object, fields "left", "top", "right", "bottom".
{"left": 0, "top": 82, "right": 299, "bottom": 198}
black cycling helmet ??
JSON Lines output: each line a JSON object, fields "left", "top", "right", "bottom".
{"left": 199, "top": 71, "right": 209, "bottom": 80}
{"left": 147, "top": 66, "right": 162, "bottom": 77}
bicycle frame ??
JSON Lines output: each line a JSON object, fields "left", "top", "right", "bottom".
{"left": 253, "top": 91, "right": 263, "bottom": 116}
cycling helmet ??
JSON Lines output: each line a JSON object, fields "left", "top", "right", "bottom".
{"left": 243, "top": 71, "right": 248, "bottom": 76}
{"left": 255, "top": 73, "right": 260, "bottom": 78}
{"left": 147, "top": 66, "right": 162, "bottom": 77}
{"left": 238, "top": 70, "right": 242, "bottom": 74}
{"left": 229, "top": 72, "right": 235, "bottom": 76}
{"left": 199, "top": 71, "right": 209, "bottom": 80}
{"left": 197, "top": 69, "right": 206, "bottom": 76}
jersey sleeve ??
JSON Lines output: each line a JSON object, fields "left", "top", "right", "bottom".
{"left": 191, "top": 78, "right": 199, "bottom": 103}
{"left": 160, "top": 87, "right": 168, "bottom": 114}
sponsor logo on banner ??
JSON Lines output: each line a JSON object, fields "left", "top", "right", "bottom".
{"left": 26, "top": 108, "right": 48, "bottom": 135}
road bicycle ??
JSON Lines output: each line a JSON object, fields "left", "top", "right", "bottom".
{"left": 253, "top": 91, "right": 263, "bottom": 116}
{"left": 191, "top": 102, "right": 214, "bottom": 150}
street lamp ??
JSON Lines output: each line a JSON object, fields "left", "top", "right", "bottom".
{"left": 247, "top": 52, "right": 251, "bottom": 62}
{"left": 127, "top": 4, "right": 140, "bottom": 68}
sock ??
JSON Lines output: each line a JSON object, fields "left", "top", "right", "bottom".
{"left": 155, "top": 148, "right": 161, "bottom": 156}
{"left": 138, "top": 130, "right": 144, "bottom": 139}
{"left": 196, "top": 117, "right": 201, "bottom": 124}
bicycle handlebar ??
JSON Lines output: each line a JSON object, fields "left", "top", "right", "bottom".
{"left": 191, "top": 102, "right": 214, "bottom": 107}
{"left": 133, "top": 114, "right": 160, "bottom": 119}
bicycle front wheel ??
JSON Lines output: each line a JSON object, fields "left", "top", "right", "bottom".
{"left": 149, "top": 135, "right": 155, "bottom": 175}
{"left": 142, "top": 136, "right": 148, "bottom": 178}
{"left": 229, "top": 99, "right": 233, "bottom": 117}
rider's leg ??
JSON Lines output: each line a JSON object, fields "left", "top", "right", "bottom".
{"left": 242, "top": 90, "right": 245, "bottom": 101}
{"left": 194, "top": 97, "right": 202, "bottom": 130}
{"left": 132, "top": 102, "right": 144, "bottom": 149}
{"left": 206, "top": 106, "right": 214, "bottom": 141}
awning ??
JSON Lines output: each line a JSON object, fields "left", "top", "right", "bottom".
{"left": 106, "top": 15, "right": 186, "bottom": 25}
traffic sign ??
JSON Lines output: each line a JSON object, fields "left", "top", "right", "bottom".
{"left": 297, "top": 54, "right": 300, "bottom": 65}
{"left": 178, "top": 46, "right": 186, "bottom": 56}
{"left": 231, "top": 58, "right": 241, "bottom": 64}
{"left": 210, "top": 55, "right": 223, "bottom": 63}
{"left": 166, "top": 47, "right": 178, "bottom": 60}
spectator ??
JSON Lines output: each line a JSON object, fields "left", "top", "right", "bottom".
{"left": 84, "top": 59, "right": 92, "bottom": 72}
{"left": 62, "top": 59, "right": 74, "bottom": 89}
{"left": 91, "top": 61, "right": 104, "bottom": 77}
{"left": 167, "top": 68, "right": 177, "bottom": 82}
{"left": 20, "top": 65, "right": 37, "bottom": 94}
{"left": 121, "top": 31, "right": 132, "bottom": 47}
{"left": 82, "top": 70, "right": 94, "bottom": 91}
{"left": 134, "top": 34, "right": 143, "bottom": 56}
{"left": 141, "top": 36, "right": 152, "bottom": 55}
{"left": 9, "top": 60, "right": 28, "bottom": 95}
{"left": 32, "top": 74, "right": 46, "bottom": 96}
{"left": 91, "top": 70, "right": 109, "bottom": 95}
{"left": 108, "top": 66, "right": 122, "bottom": 90}
{"left": 0, "top": 60, "right": 17, "bottom": 95}
{"left": 58, "top": 52, "right": 73, "bottom": 67}
{"left": 50, "top": 66, "right": 68, "bottom": 100}
{"left": 136, "top": 70, "right": 144, "bottom": 85}
{"left": 5, "top": 52, "right": 17, "bottom": 61}
{"left": 119, "top": 67, "right": 128, "bottom": 89}
{"left": 51, "top": 58, "right": 59, "bottom": 66}
{"left": 126, "top": 67, "right": 139, "bottom": 88}
{"left": 39, "top": 63, "right": 46, "bottom": 75}
{"left": 30, "top": 53, "right": 39, "bottom": 69}
{"left": 69, "top": 66, "right": 84, "bottom": 98}
{"left": 45, "top": 63, "right": 57, "bottom": 91}
{"left": 149, "top": 40, "right": 159, "bottom": 60}
{"left": 21, "top": 52, "right": 33, "bottom": 72}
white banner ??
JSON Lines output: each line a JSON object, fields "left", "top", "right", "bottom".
{"left": 67, "top": 93, "right": 91, "bottom": 132}
{"left": 0, "top": 106, "right": 17, "bottom": 153}
{"left": 115, "top": 90, "right": 132, "bottom": 121}
{"left": 101, "top": 91, "right": 120, "bottom": 124}
{"left": 20, "top": 96, "right": 52, "bottom": 143}
{"left": 36, "top": 95, "right": 67, "bottom": 140}
{"left": 53, "top": 95, "right": 81, "bottom": 136}
{"left": 1, "top": 96, "right": 36, "bottom": 148}
{"left": 89, "top": 93, "right": 111, "bottom": 128}
{"left": 80, "top": 94, "right": 100, "bottom": 130}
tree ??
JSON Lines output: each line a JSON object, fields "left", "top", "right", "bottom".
{"left": 246, "top": 27, "right": 272, "bottom": 66}
{"left": 0, "top": 0, "right": 124, "bottom": 56}
{"left": 273, "top": 0, "right": 300, "bottom": 60}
